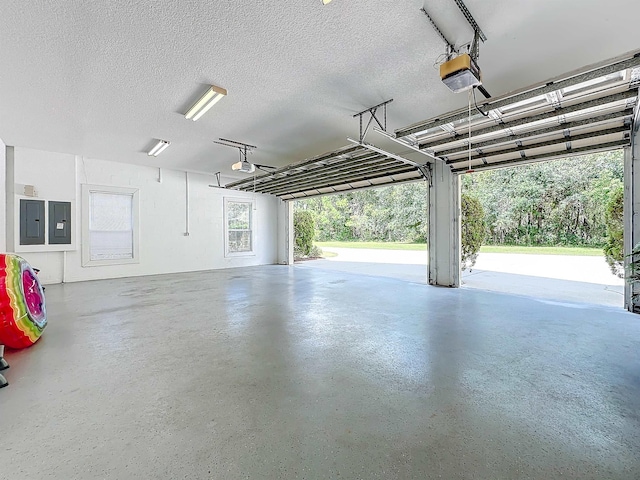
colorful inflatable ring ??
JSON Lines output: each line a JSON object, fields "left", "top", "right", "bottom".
{"left": 0, "top": 254, "right": 47, "bottom": 349}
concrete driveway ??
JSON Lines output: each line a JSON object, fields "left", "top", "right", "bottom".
{"left": 298, "top": 248, "right": 624, "bottom": 308}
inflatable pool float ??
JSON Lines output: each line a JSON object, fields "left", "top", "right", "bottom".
{"left": 0, "top": 254, "right": 47, "bottom": 349}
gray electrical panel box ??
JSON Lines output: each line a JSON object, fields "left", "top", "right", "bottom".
{"left": 48, "top": 201, "right": 71, "bottom": 245}
{"left": 20, "top": 199, "right": 45, "bottom": 245}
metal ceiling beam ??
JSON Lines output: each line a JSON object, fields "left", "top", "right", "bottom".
{"left": 372, "top": 127, "right": 443, "bottom": 162}
{"left": 445, "top": 125, "right": 630, "bottom": 164}
{"left": 353, "top": 99, "right": 393, "bottom": 143}
{"left": 436, "top": 110, "right": 632, "bottom": 157}
{"left": 418, "top": 89, "right": 637, "bottom": 151}
{"left": 347, "top": 139, "right": 429, "bottom": 181}
{"left": 450, "top": 139, "right": 629, "bottom": 173}
{"left": 395, "top": 50, "right": 640, "bottom": 138}
{"left": 347, "top": 139, "right": 425, "bottom": 169}
{"left": 421, "top": 8, "right": 456, "bottom": 54}
{"left": 453, "top": 0, "right": 487, "bottom": 42}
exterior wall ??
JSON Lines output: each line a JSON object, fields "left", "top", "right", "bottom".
{"left": 6, "top": 147, "right": 279, "bottom": 284}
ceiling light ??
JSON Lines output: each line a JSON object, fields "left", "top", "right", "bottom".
{"left": 440, "top": 53, "right": 482, "bottom": 93}
{"left": 232, "top": 160, "right": 255, "bottom": 174}
{"left": 148, "top": 140, "right": 170, "bottom": 156}
{"left": 185, "top": 85, "right": 227, "bottom": 121}
{"left": 322, "top": 0, "right": 333, "bottom": 4}
{"left": 214, "top": 138, "right": 259, "bottom": 174}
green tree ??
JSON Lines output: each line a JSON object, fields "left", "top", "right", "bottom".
{"left": 296, "top": 150, "right": 623, "bottom": 253}
{"left": 461, "top": 193, "right": 485, "bottom": 271}
{"left": 296, "top": 182, "right": 428, "bottom": 242}
{"left": 461, "top": 151, "right": 623, "bottom": 247}
{"left": 293, "top": 210, "right": 316, "bottom": 257}
{"left": 303, "top": 195, "right": 354, "bottom": 241}
{"left": 604, "top": 185, "right": 624, "bottom": 277}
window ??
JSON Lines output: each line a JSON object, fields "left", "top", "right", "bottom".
{"left": 82, "top": 185, "right": 139, "bottom": 266}
{"left": 225, "top": 198, "right": 254, "bottom": 256}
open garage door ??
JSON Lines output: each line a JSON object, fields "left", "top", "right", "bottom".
{"left": 227, "top": 52, "right": 638, "bottom": 199}
{"left": 224, "top": 144, "right": 426, "bottom": 200}
{"left": 394, "top": 52, "right": 639, "bottom": 172}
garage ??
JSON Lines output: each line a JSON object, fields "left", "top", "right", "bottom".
{"left": 1, "top": 1, "right": 640, "bottom": 478}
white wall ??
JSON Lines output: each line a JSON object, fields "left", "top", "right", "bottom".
{"left": 12, "top": 148, "right": 76, "bottom": 256}
{"left": 7, "top": 147, "right": 279, "bottom": 284}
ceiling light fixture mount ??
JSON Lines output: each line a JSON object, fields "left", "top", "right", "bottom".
{"left": 148, "top": 139, "right": 170, "bottom": 156}
{"left": 214, "top": 138, "right": 276, "bottom": 174}
{"left": 214, "top": 138, "right": 258, "bottom": 174}
{"left": 185, "top": 85, "right": 227, "bottom": 121}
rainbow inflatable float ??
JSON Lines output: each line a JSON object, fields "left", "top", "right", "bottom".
{"left": 0, "top": 254, "right": 47, "bottom": 349}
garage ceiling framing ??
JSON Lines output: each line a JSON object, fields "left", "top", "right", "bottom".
{"left": 226, "top": 51, "right": 640, "bottom": 199}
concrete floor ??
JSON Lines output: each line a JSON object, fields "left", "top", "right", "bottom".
{"left": 301, "top": 259, "right": 624, "bottom": 307}
{"left": 2, "top": 265, "right": 640, "bottom": 479}
{"left": 308, "top": 248, "right": 624, "bottom": 307}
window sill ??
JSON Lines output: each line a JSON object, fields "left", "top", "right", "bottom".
{"left": 82, "top": 257, "right": 139, "bottom": 267}
{"left": 225, "top": 251, "right": 256, "bottom": 258}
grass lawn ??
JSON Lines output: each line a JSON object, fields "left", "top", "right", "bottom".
{"left": 315, "top": 241, "right": 603, "bottom": 256}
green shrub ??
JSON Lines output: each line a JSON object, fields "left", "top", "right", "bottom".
{"left": 294, "top": 210, "right": 316, "bottom": 258}
{"left": 461, "top": 193, "right": 486, "bottom": 271}
{"left": 604, "top": 185, "right": 624, "bottom": 277}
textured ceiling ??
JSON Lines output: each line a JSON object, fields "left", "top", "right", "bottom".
{"left": 1, "top": 1, "right": 639, "bottom": 182}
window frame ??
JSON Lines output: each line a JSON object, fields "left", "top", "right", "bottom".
{"left": 224, "top": 197, "right": 255, "bottom": 257}
{"left": 81, "top": 184, "right": 140, "bottom": 267}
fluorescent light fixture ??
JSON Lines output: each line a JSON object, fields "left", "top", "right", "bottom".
{"left": 148, "top": 140, "right": 170, "bottom": 156}
{"left": 323, "top": 0, "right": 333, "bottom": 4}
{"left": 185, "top": 85, "right": 227, "bottom": 121}
{"left": 232, "top": 160, "right": 255, "bottom": 173}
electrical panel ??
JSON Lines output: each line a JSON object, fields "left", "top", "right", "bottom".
{"left": 19, "top": 199, "right": 45, "bottom": 245}
{"left": 48, "top": 201, "right": 71, "bottom": 245}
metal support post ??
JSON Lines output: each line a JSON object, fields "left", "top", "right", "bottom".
{"left": 428, "top": 161, "right": 460, "bottom": 287}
